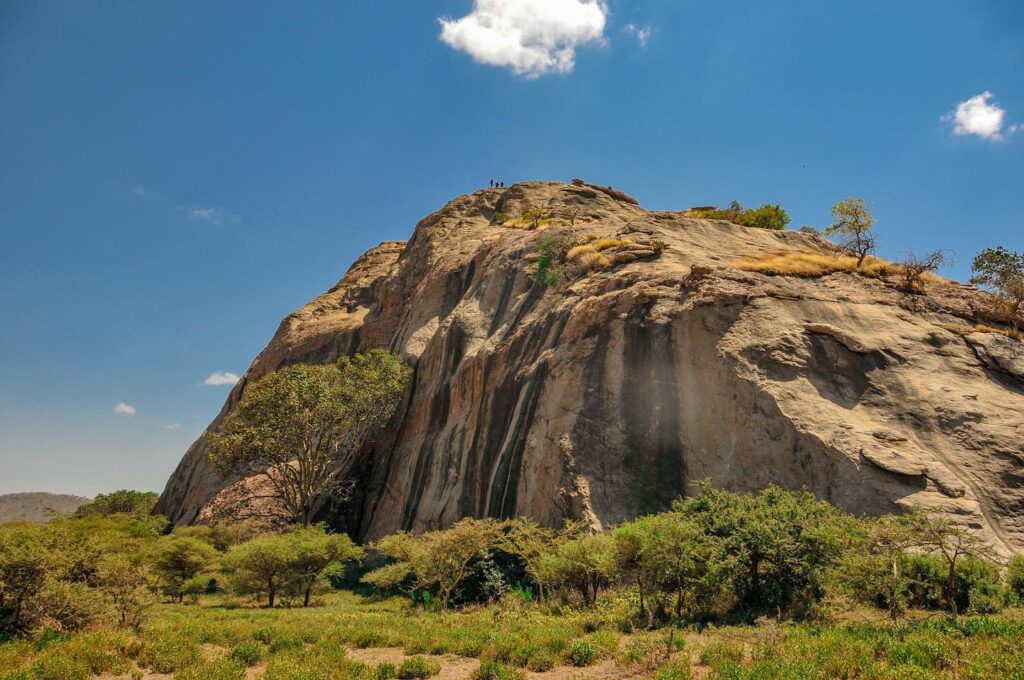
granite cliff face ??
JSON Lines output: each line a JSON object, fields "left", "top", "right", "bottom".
{"left": 155, "top": 182, "right": 1024, "bottom": 551}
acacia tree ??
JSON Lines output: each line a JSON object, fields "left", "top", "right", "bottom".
{"left": 838, "top": 512, "right": 928, "bottom": 623}
{"left": 916, "top": 511, "right": 1000, "bottom": 617}
{"left": 614, "top": 512, "right": 718, "bottom": 622}
{"left": 150, "top": 536, "right": 219, "bottom": 602}
{"left": 971, "top": 246, "right": 1024, "bottom": 325}
{"left": 208, "top": 349, "right": 411, "bottom": 526}
{"left": 363, "top": 518, "right": 505, "bottom": 609}
{"left": 536, "top": 532, "right": 618, "bottom": 606}
{"left": 286, "top": 525, "right": 363, "bottom": 607}
{"left": 826, "top": 198, "right": 877, "bottom": 267}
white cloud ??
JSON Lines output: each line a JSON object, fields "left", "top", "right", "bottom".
{"left": 942, "top": 92, "right": 1016, "bottom": 141}
{"left": 187, "top": 206, "right": 240, "bottom": 226}
{"left": 439, "top": 0, "right": 607, "bottom": 78}
{"left": 623, "top": 23, "right": 651, "bottom": 47}
{"left": 162, "top": 423, "right": 182, "bottom": 430}
{"left": 113, "top": 402, "right": 136, "bottom": 416}
{"left": 204, "top": 371, "right": 240, "bottom": 387}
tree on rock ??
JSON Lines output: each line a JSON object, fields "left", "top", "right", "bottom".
{"left": 826, "top": 198, "right": 877, "bottom": 267}
{"left": 208, "top": 349, "right": 411, "bottom": 526}
{"left": 971, "top": 246, "right": 1024, "bottom": 326}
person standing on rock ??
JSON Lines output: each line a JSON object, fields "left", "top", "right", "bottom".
{"left": 490, "top": 179, "right": 493, "bottom": 187}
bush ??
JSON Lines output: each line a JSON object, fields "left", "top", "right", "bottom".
{"left": 174, "top": 658, "right": 245, "bottom": 680}
{"left": 735, "top": 203, "right": 791, "bottom": 230}
{"left": 375, "top": 662, "right": 398, "bottom": 679}
{"left": 564, "top": 640, "right": 596, "bottom": 666}
{"left": 396, "top": 655, "right": 441, "bottom": 679}
{"left": 473, "top": 660, "right": 525, "bottom": 680}
{"left": 228, "top": 640, "right": 265, "bottom": 666}
{"left": 654, "top": 661, "right": 692, "bottom": 680}
{"left": 1005, "top": 555, "right": 1024, "bottom": 602}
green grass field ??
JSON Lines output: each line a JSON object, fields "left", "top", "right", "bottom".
{"left": 3, "top": 591, "right": 1023, "bottom": 680}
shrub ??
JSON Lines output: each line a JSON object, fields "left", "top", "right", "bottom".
{"left": 564, "top": 640, "right": 596, "bottom": 666}
{"left": 735, "top": 203, "right": 791, "bottom": 230}
{"left": 535, "top": 235, "right": 561, "bottom": 289}
{"left": 473, "top": 660, "right": 525, "bottom": 680}
{"left": 396, "top": 655, "right": 441, "bottom": 679}
{"left": 1005, "top": 555, "right": 1024, "bottom": 602}
{"left": 174, "top": 658, "right": 246, "bottom": 680}
{"left": 654, "top": 661, "right": 692, "bottom": 680}
{"left": 689, "top": 201, "right": 790, "bottom": 230}
{"left": 228, "top": 640, "right": 265, "bottom": 666}
{"left": 372, "top": 662, "right": 397, "bottom": 679}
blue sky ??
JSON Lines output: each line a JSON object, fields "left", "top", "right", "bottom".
{"left": 1, "top": 1, "right": 1021, "bottom": 497}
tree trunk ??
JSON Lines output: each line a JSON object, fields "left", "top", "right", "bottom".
{"left": 268, "top": 582, "right": 276, "bottom": 608}
{"left": 947, "top": 560, "right": 958, "bottom": 617}
{"left": 304, "top": 584, "right": 312, "bottom": 608}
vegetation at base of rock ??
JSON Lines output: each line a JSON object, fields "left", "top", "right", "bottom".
{"left": 207, "top": 350, "right": 411, "bottom": 526}
{"left": 688, "top": 201, "right": 791, "bottom": 230}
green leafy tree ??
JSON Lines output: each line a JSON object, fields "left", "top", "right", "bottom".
{"left": 536, "top": 532, "right": 618, "bottom": 606}
{"left": 502, "top": 518, "right": 565, "bottom": 599}
{"left": 915, "top": 511, "right": 1001, "bottom": 617}
{"left": 0, "top": 523, "right": 104, "bottom": 636}
{"left": 825, "top": 198, "right": 877, "bottom": 266}
{"left": 363, "top": 518, "right": 505, "bottom": 609}
{"left": 677, "top": 482, "right": 850, "bottom": 619}
{"left": 614, "top": 512, "right": 719, "bottom": 622}
{"left": 971, "top": 246, "right": 1024, "bottom": 324}
{"left": 836, "top": 512, "right": 927, "bottom": 622}
{"left": 74, "top": 490, "right": 158, "bottom": 518}
{"left": 95, "top": 555, "right": 154, "bottom": 628}
{"left": 150, "top": 536, "right": 219, "bottom": 602}
{"left": 284, "top": 525, "right": 363, "bottom": 606}
{"left": 208, "top": 350, "right": 411, "bottom": 526}
{"left": 223, "top": 535, "right": 296, "bottom": 607}
{"left": 736, "top": 204, "right": 791, "bottom": 231}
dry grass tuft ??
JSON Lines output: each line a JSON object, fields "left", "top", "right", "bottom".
{"left": 731, "top": 251, "right": 894, "bottom": 278}
{"left": 938, "top": 322, "right": 1020, "bottom": 340}
{"left": 576, "top": 251, "right": 611, "bottom": 270}
{"left": 732, "top": 251, "right": 952, "bottom": 290}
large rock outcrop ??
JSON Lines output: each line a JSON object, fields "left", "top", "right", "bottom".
{"left": 155, "top": 182, "right": 1024, "bottom": 551}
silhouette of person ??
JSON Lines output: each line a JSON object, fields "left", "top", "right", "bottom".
{"left": 490, "top": 179, "right": 494, "bottom": 187}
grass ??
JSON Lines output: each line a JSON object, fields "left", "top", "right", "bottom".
{"left": 3, "top": 592, "right": 1024, "bottom": 679}
{"left": 731, "top": 251, "right": 900, "bottom": 278}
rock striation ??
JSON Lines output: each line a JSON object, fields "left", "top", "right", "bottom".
{"left": 155, "top": 182, "right": 1024, "bottom": 551}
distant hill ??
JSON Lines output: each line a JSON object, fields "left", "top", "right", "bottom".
{"left": 0, "top": 492, "right": 92, "bottom": 523}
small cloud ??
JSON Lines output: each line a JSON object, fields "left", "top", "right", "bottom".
{"left": 186, "top": 206, "right": 240, "bottom": 226}
{"left": 204, "top": 371, "right": 240, "bottom": 387}
{"left": 113, "top": 402, "right": 136, "bottom": 416}
{"left": 439, "top": 0, "right": 608, "bottom": 78}
{"left": 162, "top": 423, "right": 182, "bottom": 430}
{"left": 942, "top": 92, "right": 1015, "bottom": 141}
{"left": 623, "top": 23, "right": 651, "bottom": 47}
{"left": 131, "top": 186, "right": 149, "bottom": 197}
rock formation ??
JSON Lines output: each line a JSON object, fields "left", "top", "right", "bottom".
{"left": 155, "top": 182, "right": 1024, "bottom": 551}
